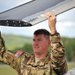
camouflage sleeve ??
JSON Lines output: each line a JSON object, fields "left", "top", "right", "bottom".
{"left": 0, "top": 33, "right": 23, "bottom": 72}
{"left": 50, "top": 33, "right": 68, "bottom": 75}
{"left": 0, "top": 38, "right": 22, "bottom": 72}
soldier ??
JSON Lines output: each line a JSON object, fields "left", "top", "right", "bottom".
{"left": 0, "top": 12, "right": 68, "bottom": 75}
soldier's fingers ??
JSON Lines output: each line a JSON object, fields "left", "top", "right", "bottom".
{"left": 45, "top": 12, "right": 51, "bottom": 19}
{"left": 49, "top": 12, "right": 56, "bottom": 18}
{"left": 45, "top": 12, "right": 56, "bottom": 19}
{"left": 48, "top": 12, "right": 56, "bottom": 21}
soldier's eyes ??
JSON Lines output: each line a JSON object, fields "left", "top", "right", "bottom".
{"left": 38, "top": 39, "right": 42, "bottom": 41}
{"left": 33, "top": 39, "right": 35, "bottom": 41}
{"left": 33, "top": 38, "right": 42, "bottom": 41}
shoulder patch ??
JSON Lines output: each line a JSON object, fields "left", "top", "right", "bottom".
{"left": 15, "top": 50, "right": 23, "bottom": 57}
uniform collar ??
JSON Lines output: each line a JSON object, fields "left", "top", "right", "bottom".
{"left": 27, "top": 52, "right": 50, "bottom": 67}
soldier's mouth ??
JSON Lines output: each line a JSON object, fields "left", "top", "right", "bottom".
{"left": 34, "top": 46, "right": 39, "bottom": 48}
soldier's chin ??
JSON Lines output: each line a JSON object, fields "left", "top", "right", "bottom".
{"left": 34, "top": 51, "right": 41, "bottom": 55}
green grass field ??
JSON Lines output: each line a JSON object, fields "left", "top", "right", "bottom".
{"left": 0, "top": 66, "right": 18, "bottom": 75}
{"left": 0, "top": 63, "right": 75, "bottom": 75}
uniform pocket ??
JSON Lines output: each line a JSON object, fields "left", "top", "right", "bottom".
{"left": 21, "top": 68, "right": 31, "bottom": 75}
{"left": 31, "top": 69, "right": 45, "bottom": 75}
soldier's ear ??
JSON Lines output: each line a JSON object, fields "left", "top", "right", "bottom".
{"left": 48, "top": 40, "right": 50, "bottom": 46}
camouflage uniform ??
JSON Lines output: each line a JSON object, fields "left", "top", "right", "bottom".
{"left": 0, "top": 32, "right": 68, "bottom": 75}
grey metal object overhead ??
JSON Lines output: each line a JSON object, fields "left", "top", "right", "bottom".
{"left": 0, "top": 0, "right": 75, "bottom": 25}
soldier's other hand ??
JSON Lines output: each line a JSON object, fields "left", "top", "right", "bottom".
{"left": 45, "top": 12, "right": 57, "bottom": 34}
{"left": 0, "top": 32, "right": 5, "bottom": 50}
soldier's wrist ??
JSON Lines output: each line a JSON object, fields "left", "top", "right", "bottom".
{"left": 51, "top": 32, "right": 59, "bottom": 36}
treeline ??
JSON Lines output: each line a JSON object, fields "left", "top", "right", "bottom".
{"left": 2, "top": 34, "right": 75, "bottom": 62}
{"left": 61, "top": 37, "right": 75, "bottom": 62}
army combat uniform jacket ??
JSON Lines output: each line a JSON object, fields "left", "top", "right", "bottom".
{"left": 0, "top": 33, "right": 68, "bottom": 75}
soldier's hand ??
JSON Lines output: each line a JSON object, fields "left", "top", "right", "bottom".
{"left": 0, "top": 31, "right": 5, "bottom": 50}
{"left": 45, "top": 12, "right": 57, "bottom": 34}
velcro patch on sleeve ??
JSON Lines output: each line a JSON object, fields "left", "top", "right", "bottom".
{"left": 15, "top": 50, "right": 23, "bottom": 57}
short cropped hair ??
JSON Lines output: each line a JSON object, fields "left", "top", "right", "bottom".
{"left": 34, "top": 29, "right": 50, "bottom": 39}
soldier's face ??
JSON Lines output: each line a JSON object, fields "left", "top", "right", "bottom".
{"left": 32, "top": 34, "right": 50, "bottom": 54}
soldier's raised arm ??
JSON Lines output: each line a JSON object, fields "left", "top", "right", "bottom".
{"left": 0, "top": 31, "right": 21, "bottom": 72}
{"left": 0, "top": 32, "right": 32, "bottom": 75}
{"left": 45, "top": 12, "right": 68, "bottom": 75}
{"left": 0, "top": 31, "right": 6, "bottom": 59}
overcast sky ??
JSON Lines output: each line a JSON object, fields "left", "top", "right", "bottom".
{"left": 0, "top": 0, "right": 75, "bottom": 38}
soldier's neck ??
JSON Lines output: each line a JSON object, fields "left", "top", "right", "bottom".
{"left": 34, "top": 51, "right": 48, "bottom": 59}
